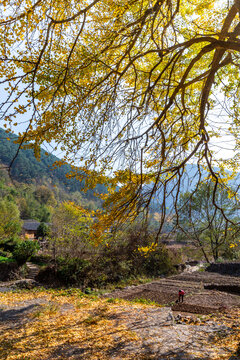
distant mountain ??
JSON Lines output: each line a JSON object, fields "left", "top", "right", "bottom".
{"left": 1, "top": 128, "right": 238, "bottom": 212}
{"left": 150, "top": 162, "right": 239, "bottom": 212}
{"left": 0, "top": 128, "right": 106, "bottom": 198}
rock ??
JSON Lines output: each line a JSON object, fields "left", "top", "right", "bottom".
{"left": 0, "top": 262, "right": 18, "bottom": 281}
{"left": 175, "top": 314, "right": 183, "bottom": 324}
{"left": 166, "top": 312, "right": 175, "bottom": 322}
{"left": 11, "top": 279, "right": 38, "bottom": 289}
{"left": 188, "top": 317, "right": 195, "bottom": 324}
{"left": 205, "top": 262, "right": 240, "bottom": 276}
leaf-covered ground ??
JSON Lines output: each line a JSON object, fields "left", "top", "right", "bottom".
{"left": 0, "top": 288, "right": 240, "bottom": 360}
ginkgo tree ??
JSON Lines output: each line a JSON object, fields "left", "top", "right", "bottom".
{"left": 51, "top": 201, "right": 94, "bottom": 260}
{"left": 1, "top": 0, "right": 240, "bottom": 232}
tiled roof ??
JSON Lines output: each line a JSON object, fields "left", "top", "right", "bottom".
{"left": 22, "top": 220, "right": 40, "bottom": 231}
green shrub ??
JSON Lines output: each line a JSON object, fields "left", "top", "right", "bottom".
{"left": 57, "top": 258, "right": 90, "bottom": 286}
{"left": 13, "top": 240, "right": 40, "bottom": 265}
{"left": 36, "top": 222, "right": 50, "bottom": 239}
{"left": 95, "top": 254, "right": 133, "bottom": 284}
{"left": 0, "top": 255, "right": 15, "bottom": 263}
{"left": 0, "top": 249, "right": 11, "bottom": 258}
{"left": 0, "top": 235, "right": 20, "bottom": 253}
{"left": 142, "top": 245, "right": 174, "bottom": 276}
{"left": 30, "top": 254, "right": 52, "bottom": 266}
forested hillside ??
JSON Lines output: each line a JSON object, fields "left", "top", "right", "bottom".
{"left": 0, "top": 128, "right": 105, "bottom": 199}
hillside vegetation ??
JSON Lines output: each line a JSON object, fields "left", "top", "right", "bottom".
{"left": 0, "top": 128, "right": 105, "bottom": 199}
{"left": 0, "top": 128, "right": 239, "bottom": 290}
{"left": 0, "top": 161, "right": 176, "bottom": 289}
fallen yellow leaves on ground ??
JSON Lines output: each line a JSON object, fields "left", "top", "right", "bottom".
{"left": 208, "top": 309, "right": 240, "bottom": 359}
{"left": 0, "top": 289, "right": 142, "bottom": 360}
{"left": 0, "top": 288, "right": 240, "bottom": 360}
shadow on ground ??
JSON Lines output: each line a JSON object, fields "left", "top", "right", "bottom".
{"left": 0, "top": 304, "right": 40, "bottom": 323}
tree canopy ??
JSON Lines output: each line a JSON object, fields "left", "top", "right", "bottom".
{"left": 1, "top": 0, "right": 240, "bottom": 229}
{"left": 0, "top": 198, "right": 21, "bottom": 241}
{"left": 177, "top": 182, "right": 240, "bottom": 262}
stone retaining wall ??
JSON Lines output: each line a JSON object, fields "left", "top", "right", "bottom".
{"left": 206, "top": 262, "right": 240, "bottom": 276}
{"left": 0, "top": 262, "right": 18, "bottom": 281}
{"left": 204, "top": 284, "right": 240, "bottom": 295}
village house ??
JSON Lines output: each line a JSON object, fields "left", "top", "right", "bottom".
{"left": 22, "top": 219, "right": 41, "bottom": 240}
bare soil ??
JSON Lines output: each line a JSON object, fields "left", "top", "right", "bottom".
{"left": 105, "top": 270, "right": 240, "bottom": 315}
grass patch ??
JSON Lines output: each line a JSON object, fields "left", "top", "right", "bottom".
{"left": 31, "top": 303, "right": 60, "bottom": 318}
{"left": 83, "top": 315, "right": 100, "bottom": 326}
{"left": 0, "top": 255, "right": 15, "bottom": 263}
{"left": 114, "top": 275, "right": 155, "bottom": 288}
{"left": 130, "top": 297, "right": 161, "bottom": 306}
{"left": 106, "top": 297, "right": 121, "bottom": 304}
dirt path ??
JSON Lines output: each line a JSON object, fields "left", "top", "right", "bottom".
{"left": 109, "top": 305, "right": 240, "bottom": 359}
